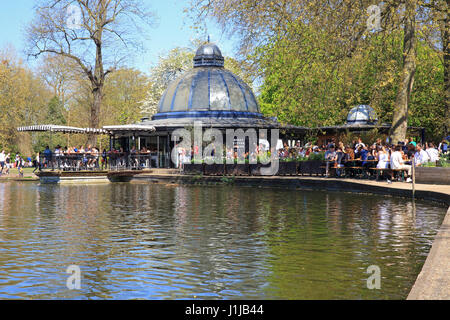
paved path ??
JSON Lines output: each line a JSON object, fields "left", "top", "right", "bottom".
{"left": 0, "top": 173, "right": 38, "bottom": 181}
{"left": 408, "top": 206, "right": 450, "bottom": 300}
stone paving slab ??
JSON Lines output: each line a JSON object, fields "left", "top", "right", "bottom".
{"left": 408, "top": 206, "right": 450, "bottom": 300}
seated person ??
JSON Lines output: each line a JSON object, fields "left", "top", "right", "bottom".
{"left": 324, "top": 145, "right": 336, "bottom": 161}
{"left": 376, "top": 146, "right": 389, "bottom": 169}
{"left": 335, "top": 147, "right": 346, "bottom": 177}
{"left": 414, "top": 143, "right": 430, "bottom": 166}
{"left": 426, "top": 143, "right": 439, "bottom": 163}
{"left": 390, "top": 145, "right": 412, "bottom": 182}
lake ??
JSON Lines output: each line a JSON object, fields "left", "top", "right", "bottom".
{"left": 0, "top": 181, "right": 447, "bottom": 299}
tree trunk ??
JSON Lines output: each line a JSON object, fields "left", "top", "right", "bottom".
{"left": 444, "top": 0, "right": 450, "bottom": 136}
{"left": 88, "top": 85, "right": 102, "bottom": 146}
{"left": 390, "top": 0, "right": 417, "bottom": 144}
{"left": 87, "top": 36, "right": 105, "bottom": 147}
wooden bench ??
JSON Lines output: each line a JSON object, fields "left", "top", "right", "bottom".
{"left": 369, "top": 168, "right": 409, "bottom": 181}
{"left": 369, "top": 168, "right": 389, "bottom": 180}
{"left": 344, "top": 167, "right": 365, "bottom": 177}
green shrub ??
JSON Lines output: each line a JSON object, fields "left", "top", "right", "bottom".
{"left": 422, "top": 161, "right": 436, "bottom": 167}
{"left": 308, "top": 152, "right": 325, "bottom": 161}
{"left": 438, "top": 159, "right": 450, "bottom": 167}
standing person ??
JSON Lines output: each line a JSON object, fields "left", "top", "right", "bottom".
{"left": 33, "top": 152, "right": 40, "bottom": 173}
{"left": 5, "top": 153, "right": 11, "bottom": 175}
{"left": 374, "top": 138, "right": 383, "bottom": 148}
{"left": 14, "top": 153, "right": 20, "bottom": 169}
{"left": 390, "top": 145, "right": 412, "bottom": 182}
{"left": 0, "top": 150, "right": 5, "bottom": 175}
{"left": 91, "top": 147, "right": 99, "bottom": 169}
{"left": 101, "top": 149, "right": 107, "bottom": 170}
{"left": 54, "top": 145, "right": 62, "bottom": 170}
{"left": 408, "top": 137, "right": 417, "bottom": 148}
{"left": 17, "top": 156, "right": 24, "bottom": 177}
{"left": 43, "top": 146, "right": 52, "bottom": 169}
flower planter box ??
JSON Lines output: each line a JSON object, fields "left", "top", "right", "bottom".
{"left": 278, "top": 161, "right": 298, "bottom": 176}
{"left": 249, "top": 163, "right": 261, "bottom": 176}
{"left": 183, "top": 163, "right": 204, "bottom": 175}
{"left": 298, "top": 161, "right": 309, "bottom": 175}
{"left": 249, "top": 163, "right": 273, "bottom": 176}
{"left": 297, "top": 161, "right": 323, "bottom": 176}
{"left": 414, "top": 167, "right": 450, "bottom": 185}
{"left": 297, "top": 161, "right": 307, "bottom": 175}
{"left": 226, "top": 164, "right": 249, "bottom": 176}
{"left": 203, "top": 163, "right": 225, "bottom": 176}
{"left": 311, "top": 161, "right": 325, "bottom": 175}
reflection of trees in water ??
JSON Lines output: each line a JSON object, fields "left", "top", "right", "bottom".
{"left": 259, "top": 191, "right": 446, "bottom": 299}
{"left": 0, "top": 183, "right": 447, "bottom": 299}
{"left": 167, "top": 185, "right": 270, "bottom": 298}
{"left": 0, "top": 183, "right": 8, "bottom": 225}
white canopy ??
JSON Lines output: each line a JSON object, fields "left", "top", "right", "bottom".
{"left": 18, "top": 124, "right": 156, "bottom": 135}
{"left": 103, "top": 124, "right": 156, "bottom": 133}
{"left": 17, "top": 125, "right": 87, "bottom": 134}
{"left": 84, "top": 127, "right": 110, "bottom": 134}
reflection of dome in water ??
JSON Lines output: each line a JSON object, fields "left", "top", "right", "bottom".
{"left": 346, "top": 105, "right": 378, "bottom": 125}
{"left": 153, "top": 43, "right": 261, "bottom": 120}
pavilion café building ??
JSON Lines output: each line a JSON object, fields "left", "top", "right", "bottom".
{"left": 314, "top": 105, "right": 425, "bottom": 147}
{"left": 104, "top": 43, "right": 308, "bottom": 168}
{"left": 18, "top": 43, "right": 424, "bottom": 169}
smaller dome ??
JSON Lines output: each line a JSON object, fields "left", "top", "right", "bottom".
{"left": 193, "top": 43, "right": 224, "bottom": 68}
{"left": 346, "top": 105, "right": 378, "bottom": 125}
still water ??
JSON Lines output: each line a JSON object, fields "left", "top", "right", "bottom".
{"left": 0, "top": 181, "right": 447, "bottom": 300}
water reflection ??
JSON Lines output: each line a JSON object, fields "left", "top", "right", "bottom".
{"left": 0, "top": 182, "right": 446, "bottom": 300}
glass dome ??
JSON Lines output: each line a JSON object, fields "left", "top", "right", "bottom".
{"left": 346, "top": 105, "right": 378, "bottom": 125}
{"left": 153, "top": 43, "right": 262, "bottom": 120}
{"left": 193, "top": 43, "right": 224, "bottom": 68}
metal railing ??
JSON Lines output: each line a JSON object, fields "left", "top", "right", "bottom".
{"left": 38, "top": 152, "right": 156, "bottom": 171}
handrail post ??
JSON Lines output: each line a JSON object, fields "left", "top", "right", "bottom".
{"left": 412, "top": 155, "right": 415, "bottom": 198}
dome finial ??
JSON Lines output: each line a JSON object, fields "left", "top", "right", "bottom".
{"left": 193, "top": 42, "right": 224, "bottom": 68}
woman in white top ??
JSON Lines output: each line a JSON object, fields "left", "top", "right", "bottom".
{"left": 377, "top": 145, "right": 389, "bottom": 169}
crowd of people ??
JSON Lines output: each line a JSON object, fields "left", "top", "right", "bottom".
{"left": 0, "top": 151, "right": 33, "bottom": 176}
{"left": 278, "top": 136, "right": 449, "bottom": 182}
{"left": 1, "top": 135, "right": 448, "bottom": 180}
{"left": 34, "top": 145, "right": 157, "bottom": 171}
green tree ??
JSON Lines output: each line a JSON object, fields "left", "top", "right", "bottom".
{"left": 33, "top": 96, "right": 68, "bottom": 152}
{"left": 0, "top": 47, "right": 51, "bottom": 155}
{"left": 189, "top": 0, "right": 448, "bottom": 141}
{"left": 26, "top": 0, "right": 155, "bottom": 145}
{"left": 142, "top": 47, "right": 194, "bottom": 116}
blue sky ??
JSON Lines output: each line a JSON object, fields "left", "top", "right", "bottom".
{"left": 0, "top": 0, "right": 237, "bottom": 73}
